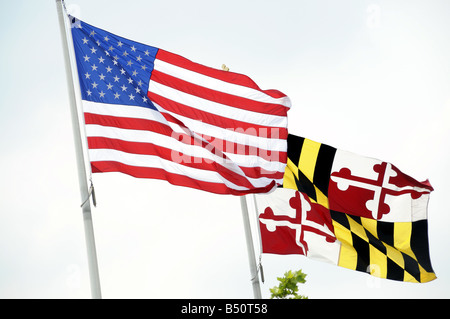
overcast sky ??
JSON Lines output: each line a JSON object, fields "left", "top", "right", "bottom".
{"left": 0, "top": 0, "right": 449, "bottom": 298}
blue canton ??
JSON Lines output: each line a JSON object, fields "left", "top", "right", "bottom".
{"left": 70, "top": 16, "right": 158, "bottom": 109}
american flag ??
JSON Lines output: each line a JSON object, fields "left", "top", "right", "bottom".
{"left": 69, "top": 16, "right": 290, "bottom": 195}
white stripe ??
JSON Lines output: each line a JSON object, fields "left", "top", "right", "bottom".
{"left": 86, "top": 123, "right": 243, "bottom": 174}
{"left": 83, "top": 101, "right": 286, "bottom": 153}
{"left": 153, "top": 102, "right": 286, "bottom": 152}
{"left": 223, "top": 152, "right": 285, "bottom": 172}
{"left": 154, "top": 58, "right": 291, "bottom": 108}
{"left": 86, "top": 124, "right": 285, "bottom": 173}
{"left": 148, "top": 81, "right": 288, "bottom": 128}
{"left": 83, "top": 100, "right": 192, "bottom": 137}
{"left": 89, "top": 148, "right": 248, "bottom": 190}
{"left": 89, "top": 148, "right": 278, "bottom": 189}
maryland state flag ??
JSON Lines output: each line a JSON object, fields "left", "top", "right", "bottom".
{"left": 256, "top": 134, "right": 436, "bottom": 283}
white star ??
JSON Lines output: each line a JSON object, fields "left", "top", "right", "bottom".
{"left": 83, "top": 55, "right": 90, "bottom": 62}
{"left": 106, "top": 66, "right": 112, "bottom": 73}
{"left": 144, "top": 50, "right": 150, "bottom": 56}
{"left": 136, "top": 55, "right": 142, "bottom": 62}
{"left": 90, "top": 47, "right": 97, "bottom": 54}
{"left": 127, "top": 60, "right": 133, "bottom": 66}
{"left": 107, "top": 83, "right": 113, "bottom": 90}
{"left": 132, "top": 70, "right": 138, "bottom": 76}
{"left": 120, "top": 68, "right": 126, "bottom": 75}
{"left": 142, "top": 96, "right": 147, "bottom": 102}
{"left": 99, "top": 73, "right": 106, "bottom": 80}
{"left": 121, "top": 85, "right": 127, "bottom": 91}
{"left": 89, "top": 30, "right": 96, "bottom": 37}
{"left": 141, "top": 65, "right": 147, "bottom": 71}
{"left": 96, "top": 40, "right": 101, "bottom": 46}
{"left": 127, "top": 77, "right": 133, "bottom": 84}
{"left": 86, "top": 89, "right": 92, "bottom": 96}
{"left": 131, "top": 45, "right": 136, "bottom": 52}
{"left": 104, "top": 36, "right": 109, "bottom": 42}
{"left": 85, "top": 72, "right": 91, "bottom": 79}
{"left": 113, "top": 60, "right": 118, "bottom": 66}
{"left": 128, "top": 93, "right": 135, "bottom": 100}
{"left": 108, "top": 46, "right": 114, "bottom": 52}
{"left": 137, "top": 80, "right": 143, "bottom": 87}
{"left": 114, "top": 92, "right": 120, "bottom": 99}
{"left": 117, "top": 41, "right": 123, "bottom": 47}
{"left": 99, "top": 91, "right": 106, "bottom": 98}
{"left": 91, "top": 64, "right": 98, "bottom": 71}
{"left": 135, "top": 87, "right": 141, "bottom": 93}
{"left": 123, "top": 51, "right": 129, "bottom": 57}
{"left": 104, "top": 50, "right": 110, "bottom": 56}
{"left": 113, "top": 75, "right": 120, "bottom": 82}
{"left": 82, "top": 37, "right": 89, "bottom": 44}
{"left": 92, "top": 82, "right": 98, "bottom": 89}
{"left": 98, "top": 56, "right": 105, "bottom": 63}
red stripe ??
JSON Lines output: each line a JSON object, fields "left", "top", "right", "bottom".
{"left": 156, "top": 49, "right": 288, "bottom": 99}
{"left": 148, "top": 91, "right": 288, "bottom": 139}
{"left": 88, "top": 136, "right": 283, "bottom": 181}
{"left": 160, "top": 108, "right": 287, "bottom": 160}
{"left": 84, "top": 112, "right": 286, "bottom": 162}
{"left": 205, "top": 136, "right": 286, "bottom": 163}
{"left": 88, "top": 136, "right": 274, "bottom": 188}
{"left": 91, "top": 161, "right": 277, "bottom": 195}
{"left": 85, "top": 112, "right": 211, "bottom": 155}
{"left": 85, "top": 112, "right": 219, "bottom": 158}
{"left": 241, "top": 167, "right": 284, "bottom": 180}
{"left": 85, "top": 111, "right": 225, "bottom": 162}
{"left": 153, "top": 109, "right": 287, "bottom": 163}
{"left": 151, "top": 69, "right": 288, "bottom": 116}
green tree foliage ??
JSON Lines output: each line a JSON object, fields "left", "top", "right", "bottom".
{"left": 270, "top": 269, "right": 308, "bottom": 299}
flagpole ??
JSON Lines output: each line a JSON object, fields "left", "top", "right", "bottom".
{"left": 240, "top": 196, "right": 262, "bottom": 299}
{"left": 252, "top": 194, "right": 264, "bottom": 254}
{"left": 55, "top": 0, "right": 102, "bottom": 299}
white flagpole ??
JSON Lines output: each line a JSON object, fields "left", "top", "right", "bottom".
{"left": 55, "top": 0, "right": 102, "bottom": 299}
{"left": 240, "top": 196, "right": 262, "bottom": 299}
{"left": 252, "top": 194, "right": 264, "bottom": 254}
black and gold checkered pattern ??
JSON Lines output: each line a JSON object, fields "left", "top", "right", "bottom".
{"left": 281, "top": 134, "right": 436, "bottom": 283}
{"left": 331, "top": 211, "right": 436, "bottom": 283}
{"left": 282, "top": 135, "right": 336, "bottom": 208}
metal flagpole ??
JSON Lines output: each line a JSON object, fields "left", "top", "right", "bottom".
{"left": 55, "top": 0, "right": 102, "bottom": 299}
{"left": 240, "top": 196, "right": 262, "bottom": 299}
{"left": 252, "top": 194, "right": 265, "bottom": 284}
{"left": 252, "top": 194, "right": 264, "bottom": 254}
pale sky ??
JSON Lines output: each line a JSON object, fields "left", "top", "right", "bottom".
{"left": 0, "top": 0, "right": 449, "bottom": 298}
